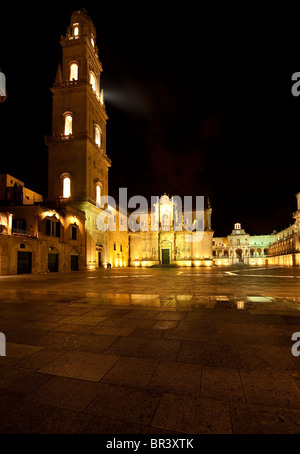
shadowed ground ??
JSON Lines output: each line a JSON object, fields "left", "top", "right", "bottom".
{"left": 0, "top": 265, "right": 300, "bottom": 433}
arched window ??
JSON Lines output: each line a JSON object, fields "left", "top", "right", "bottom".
{"left": 70, "top": 63, "right": 78, "bottom": 81}
{"left": 64, "top": 115, "right": 72, "bottom": 135}
{"left": 73, "top": 24, "right": 79, "bottom": 37}
{"left": 94, "top": 124, "right": 101, "bottom": 147}
{"left": 96, "top": 185, "right": 101, "bottom": 205}
{"left": 63, "top": 176, "right": 71, "bottom": 198}
{"left": 90, "top": 72, "right": 96, "bottom": 92}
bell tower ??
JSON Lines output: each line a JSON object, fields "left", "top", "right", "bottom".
{"left": 47, "top": 8, "right": 110, "bottom": 203}
{"left": 46, "top": 9, "right": 111, "bottom": 268}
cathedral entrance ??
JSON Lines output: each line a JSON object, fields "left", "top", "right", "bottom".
{"left": 162, "top": 249, "right": 170, "bottom": 265}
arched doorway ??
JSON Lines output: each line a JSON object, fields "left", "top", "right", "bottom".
{"left": 236, "top": 249, "right": 243, "bottom": 263}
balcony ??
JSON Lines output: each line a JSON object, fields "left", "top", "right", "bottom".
{"left": 11, "top": 228, "right": 37, "bottom": 238}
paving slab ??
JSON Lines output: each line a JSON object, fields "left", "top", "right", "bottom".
{"left": 101, "top": 357, "right": 159, "bottom": 388}
{"left": 39, "top": 351, "right": 119, "bottom": 381}
{"left": 84, "top": 383, "right": 161, "bottom": 425}
{"left": 151, "top": 393, "right": 232, "bottom": 433}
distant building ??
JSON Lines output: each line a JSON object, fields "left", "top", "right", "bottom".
{"left": 266, "top": 193, "right": 300, "bottom": 267}
{"left": 213, "top": 223, "right": 275, "bottom": 266}
{"left": 267, "top": 223, "right": 297, "bottom": 266}
{"left": 0, "top": 174, "right": 43, "bottom": 205}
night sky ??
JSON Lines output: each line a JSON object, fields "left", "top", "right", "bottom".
{"left": 1, "top": 4, "right": 300, "bottom": 236}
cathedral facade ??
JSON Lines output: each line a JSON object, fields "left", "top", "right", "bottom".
{"left": 129, "top": 194, "right": 214, "bottom": 267}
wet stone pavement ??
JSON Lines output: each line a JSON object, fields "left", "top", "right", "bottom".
{"left": 0, "top": 265, "right": 300, "bottom": 433}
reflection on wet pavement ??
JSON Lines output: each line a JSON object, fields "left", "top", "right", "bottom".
{"left": 0, "top": 290, "right": 300, "bottom": 313}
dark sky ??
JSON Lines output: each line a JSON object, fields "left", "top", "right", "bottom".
{"left": 1, "top": 4, "right": 300, "bottom": 236}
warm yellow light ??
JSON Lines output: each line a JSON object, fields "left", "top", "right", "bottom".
{"left": 63, "top": 177, "right": 71, "bottom": 198}
{"left": 96, "top": 185, "right": 101, "bottom": 205}
{"left": 141, "top": 260, "right": 151, "bottom": 267}
{"left": 237, "top": 301, "right": 244, "bottom": 309}
{"left": 64, "top": 115, "right": 72, "bottom": 135}
{"left": 194, "top": 260, "right": 201, "bottom": 267}
{"left": 74, "top": 25, "right": 79, "bottom": 37}
{"left": 90, "top": 72, "right": 96, "bottom": 92}
{"left": 91, "top": 36, "right": 95, "bottom": 47}
{"left": 95, "top": 125, "right": 101, "bottom": 147}
{"left": 70, "top": 63, "right": 78, "bottom": 81}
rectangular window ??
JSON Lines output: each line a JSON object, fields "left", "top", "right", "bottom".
{"left": 113, "top": 242, "right": 116, "bottom": 251}
{"left": 46, "top": 219, "right": 60, "bottom": 238}
{"left": 120, "top": 244, "right": 122, "bottom": 252}
{"left": 71, "top": 226, "right": 77, "bottom": 240}
{"left": 56, "top": 222, "right": 61, "bottom": 238}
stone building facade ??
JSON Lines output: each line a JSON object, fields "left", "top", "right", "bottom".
{"left": 213, "top": 223, "right": 275, "bottom": 265}
{"left": 267, "top": 223, "right": 298, "bottom": 266}
{"left": 0, "top": 181, "right": 86, "bottom": 275}
{"left": 129, "top": 194, "right": 214, "bottom": 267}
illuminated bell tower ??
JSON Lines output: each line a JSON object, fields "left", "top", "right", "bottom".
{"left": 47, "top": 9, "right": 111, "bottom": 268}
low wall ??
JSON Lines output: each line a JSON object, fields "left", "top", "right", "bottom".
{"left": 129, "top": 259, "right": 214, "bottom": 267}
{"left": 213, "top": 257, "right": 269, "bottom": 266}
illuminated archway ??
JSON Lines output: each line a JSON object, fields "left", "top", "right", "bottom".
{"left": 70, "top": 63, "right": 78, "bottom": 81}
{"left": 64, "top": 114, "right": 73, "bottom": 135}
{"left": 60, "top": 173, "right": 72, "bottom": 198}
